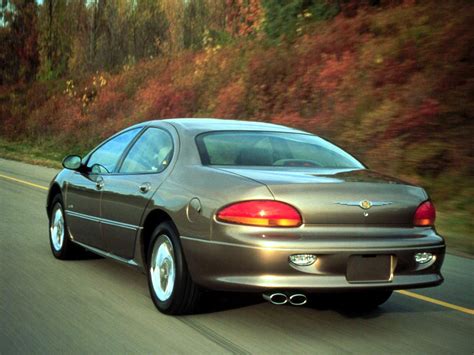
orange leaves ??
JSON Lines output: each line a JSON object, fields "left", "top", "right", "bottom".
{"left": 384, "top": 98, "right": 440, "bottom": 140}
{"left": 137, "top": 80, "right": 196, "bottom": 120}
{"left": 89, "top": 88, "right": 127, "bottom": 123}
{"left": 318, "top": 52, "right": 354, "bottom": 92}
{"left": 214, "top": 80, "right": 245, "bottom": 118}
{"left": 225, "top": 0, "right": 263, "bottom": 37}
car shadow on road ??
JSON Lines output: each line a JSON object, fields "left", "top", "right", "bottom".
{"left": 197, "top": 291, "right": 264, "bottom": 314}
{"left": 306, "top": 294, "right": 386, "bottom": 319}
{"left": 195, "top": 292, "right": 385, "bottom": 318}
{"left": 195, "top": 291, "right": 431, "bottom": 318}
{"left": 59, "top": 248, "right": 104, "bottom": 260}
{"left": 67, "top": 256, "right": 442, "bottom": 317}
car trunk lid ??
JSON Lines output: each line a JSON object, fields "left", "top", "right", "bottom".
{"left": 215, "top": 167, "right": 427, "bottom": 225}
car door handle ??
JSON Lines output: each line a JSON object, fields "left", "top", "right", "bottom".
{"left": 139, "top": 182, "right": 151, "bottom": 193}
{"left": 96, "top": 177, "right": 104, "bottom": 190}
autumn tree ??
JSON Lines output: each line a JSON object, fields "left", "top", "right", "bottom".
{"left": 88, "top": 0, "right": 168, "bottom": 71}
{"left": 183, "top": 0, "right": 208, "bottom": 49}
{"left": 161, "top": 0, "right": 227, "bottom": 53}
{"left": 0, "top": 1, "right": 16, "bottom": 84}
{"left": 160, "top": 0, "right": 184, "bottom": 54}
{"left": 132, "top": 0, "right": 168, "bottom": 59}
{"left": 1, "top": 0, "right": 39, "bottom": 83}
{"left": 67, "top": 0, "right": 89, "bottom": 75}
{"left": 38, "top": 0, "right": 77, "bottom": 79}
{"left": 225, "top": 0, "right": 262, "bottom": 38}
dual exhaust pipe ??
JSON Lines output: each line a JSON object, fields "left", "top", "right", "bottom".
{"left": 262, "top": 292, "right": 307, "bottom": 306}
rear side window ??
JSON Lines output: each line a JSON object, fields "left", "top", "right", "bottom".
{"left": 119, "top": 128, "right": 173, "bottom": 174}
{"left": 196, "top": 131, "right": 363, "bottom": 169}
{"left": 87, "top": 128, "right": 141, "bottom": 173}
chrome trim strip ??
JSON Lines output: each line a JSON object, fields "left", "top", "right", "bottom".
{"left": 65, "top": 210, "right": 141, "bottom": 231}
{"left": 67, "top": 210, "right": 99, "bottom": 223}
{"left": 100, "top": 218, "right": 138, "bottom": 231}
{"left": 180, "top": 236, "right": 445, "bottom": 252}
{"left": 71, "top": 239, "right": 139, "bottom": 267}
{"left": 335, "top": 201, "right": 393, "bottom": 208}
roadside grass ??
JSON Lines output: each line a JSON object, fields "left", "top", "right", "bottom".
{"left": 0, "top": 138, "right": 64, "bottom": 169}
{"left": 0, "top": 138, "right": 471, "bottom": 258}
{"left": 436, "top": 211, "right": 473, "bottom": 258}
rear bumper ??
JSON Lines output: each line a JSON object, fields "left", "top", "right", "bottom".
{"left": 181, "top": 225, "right": 445, "bottom": 292}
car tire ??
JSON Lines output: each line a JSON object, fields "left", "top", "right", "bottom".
{"left": 344, "top": 290, "right": 393, "bottom": 309}
{"left": 49, "top": 195, "right": 81, "bottom": 259}
{"left": 147, "top": 221, "right": 201, "bottom": 315}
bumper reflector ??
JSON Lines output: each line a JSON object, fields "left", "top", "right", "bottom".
{"left": 414, "top": 252, "right": 433, "bottom": 264}
{"left": 289, "top": 254, "right": 317, "bottom": 266}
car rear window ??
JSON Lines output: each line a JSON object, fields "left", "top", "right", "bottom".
{"left": 195, "top": 131, "right": 364, "bottom": 169}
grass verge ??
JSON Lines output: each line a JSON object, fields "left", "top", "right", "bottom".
{"left": 0, "top": 138, "right": 65, "bottom": 169}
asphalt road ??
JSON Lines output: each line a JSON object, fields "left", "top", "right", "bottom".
{"left": 1, "top": 158, "right": 473, "bottom": 354}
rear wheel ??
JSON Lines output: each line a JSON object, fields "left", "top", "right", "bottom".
{"left": 49, "top": 195, "right": 81, "bottom": 259}
{"left": 147, "top": 221, "right": 201, "bottom": 315}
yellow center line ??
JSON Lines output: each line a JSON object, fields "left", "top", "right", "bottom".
{"left": 397, "top": 290, "right": 474, "bottom": 315}
{"left": 0, "top": 173, "right": 48, "bottom": 191}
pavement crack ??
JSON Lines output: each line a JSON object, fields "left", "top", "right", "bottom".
{"left": 178, "top": 317, "right": 249, "bottom": 354}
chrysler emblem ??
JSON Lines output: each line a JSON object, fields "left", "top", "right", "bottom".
{"left": 335, "top": 200, "right": 393, "bottom": 209}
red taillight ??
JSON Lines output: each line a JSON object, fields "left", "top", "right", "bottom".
{"left": 413, "top": 201, "right": 436, "bottom": 226}
{"left": 216, "top": 200, "right": 302, "bottom": 227}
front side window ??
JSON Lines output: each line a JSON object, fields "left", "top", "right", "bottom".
{"left": 119, "top": 128, "right": 173, "bottom": 174}
{"left": 196, "top": 131, "right": 364, "bottom": 169}
{"left": 87, "top": 128, "right": 141, "bottom": 173}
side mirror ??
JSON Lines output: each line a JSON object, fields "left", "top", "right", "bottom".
{"left": 62, "top": 155, "right": 82, "bottom": 170}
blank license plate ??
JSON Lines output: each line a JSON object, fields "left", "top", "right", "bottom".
{"left": 346, "top": 255, "right": 393, "bottom": 283}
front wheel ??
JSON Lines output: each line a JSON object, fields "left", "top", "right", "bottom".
{"left": 49, "top": 195, "right": 81, "bottom": 259}
{"left": 147, "top": 222, "right": 201, "bottom": 315}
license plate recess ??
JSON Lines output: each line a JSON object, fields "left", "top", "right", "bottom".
{"left": 346, "top": 254, "right": 393, "bottom": 283}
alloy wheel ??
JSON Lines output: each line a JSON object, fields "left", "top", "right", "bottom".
{"left": 150, "top": 235, "right": 176, "bottom": 301}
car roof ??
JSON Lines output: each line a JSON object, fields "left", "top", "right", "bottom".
{"left": 145, "top": 118, "right": 307, "bottom": 135}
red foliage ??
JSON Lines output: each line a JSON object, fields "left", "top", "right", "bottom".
{"left": 90, "top": 88, "right": 128, "bottom": 122}
{"left": 318, "top": 52, "right": 354, "bottom": 92}
{"left": 214, "top": 80, "right": 245, "bottom": 118}
{"left": 225, "top": 0, "right": 262, "bottom": 37}
{"left": 384, "top": 98, "right": 440, "bottom": 140}
{"left": 374, "top": 43, "right": 420, "bottom": 87}
{"left": 137, "top": 80, "right": 196, "bottom": 119}
{"left": 26, "top": 94, "right": 84, "bottom": 138}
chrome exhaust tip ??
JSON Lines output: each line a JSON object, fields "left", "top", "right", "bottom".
{"left": 262, "top": 292, "right": 288, "bottom": 305}
{"left": 289, "top": 293, "right": 307, "bottom": 306}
